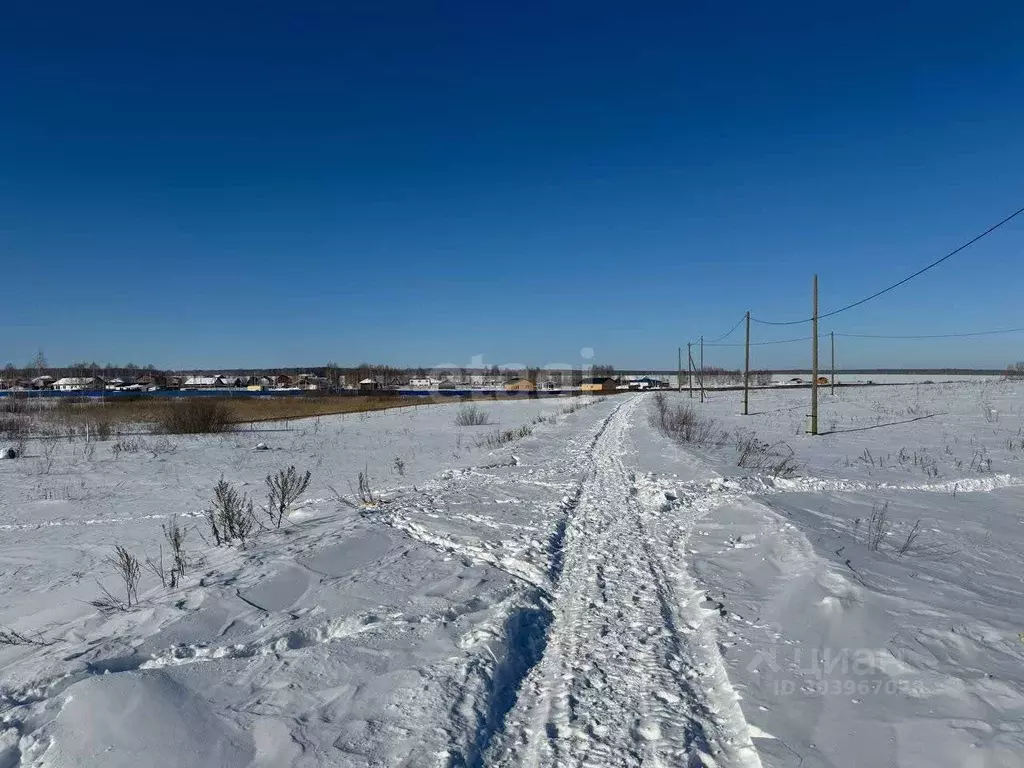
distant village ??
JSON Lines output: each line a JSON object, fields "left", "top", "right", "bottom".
{"left": 0, "top": 365, "right": 672, "bottom": 395}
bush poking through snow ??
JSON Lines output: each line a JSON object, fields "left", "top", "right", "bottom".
{"left": 93, "top": 544, "right": 142, "bottom": 612}
{"left": 454, "top": 404, "right": 491, "bottom": 426}
{"left": 357, "top": 468, "right": 377, "bottom": 505}
{"left": 332, "top": 466, "right": 379, "bottom": 509}
{"left": 208, "top": 478, "right": 258, "bottom": 547}
{"left": 110, "top": 437, "right": 143, "bottom": 456}
{"left": 865, "top": 502, "right": 890, "bottom": 551}
{"left": 476, "top": 424, "right": 533, "bottom": 449}
{"left": 0, "top": 625, "right": 52, "bottom": 647}
{"left": 265, "top": 465, "right": 312, "bottom": 529}
{"left": 896, "top": 520, "right": 924, "bottom": 558}
{"left": 158, "top": 399, "right": 232, "bottom": 434}
{"left": 650, "top": 394, "right": 726, "bottom": 447}
{"left": 146, "top": 516, "right": 195, "bottom": 588}
{"left": 735, "top": 431, "right": 800, "bottom": 477}
{"left": 0, "top": 416, "right": 29, "bottom": 440}
{"left": 165, "top": 516, "right": 191, "bottom": 578}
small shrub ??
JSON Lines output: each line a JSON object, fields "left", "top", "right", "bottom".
{"left": 0, "top": 625, "right": 52, "bottom": 647}
{"left": 146, "top": 516, "right": 193, "bottom": 587}
{"left": 865, "top": 502, "right": 890, "bottom": 551}
{"left": 265, "top": 465, "right": 312, "bottom": 528}
{"left": 147, "top": 436, "right": 178, "bottom": 456}
{"left": 650, "top": 396, "right": 726, "bottom": 447}
{"left": 35, "top": 440, "right": 59, "bottom": 475}
{"left": 475, "top": 424, "right": 533, "bottom": 449}
{"left": 96, "top": 544, "right": 142, "bottom": 610}
{"left": 110, "top": 437, "right": 143, "bottom": 456}
{"left": 454, "top": 404, "right": 491, "bottom": 426}
{"left": 0, "top": 396, "right": 28, "bottom": 415}
{"left": 209, "top": 478, "right": 257, "bottom": 546}
{"left": 159, "top": 399, "right": 232, "bottom": 434}
{"left": 86, "top": 418, "right": 113, "bottom": 441}
{"left": 735, "top": 432, "right": 800, "bottom": 477}
{"left": 0, "top": 415, "right": 29, "bottom": 440}
{"left": 896, "top": 520, "right": 923, "bottom": 558}
{"left": 355, "top": 467, "right": 377, "bottom": 506}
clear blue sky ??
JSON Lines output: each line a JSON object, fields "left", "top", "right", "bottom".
{"left": 2, "top": 1, "right": 1023, "bottom": 370}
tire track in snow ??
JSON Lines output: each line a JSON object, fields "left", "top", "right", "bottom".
{"left": 440, "top": 399, "right": 635, "bottom": 767}
{"left": 486, "top": 395, "right": 764, "bottom": 768}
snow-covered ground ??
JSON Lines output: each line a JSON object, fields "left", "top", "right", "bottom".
{"left": 662, "top": 373, "right": 1002, "bottom": 389}
{"left": 1, "top": 382, "right": 1022, "bottom": 767}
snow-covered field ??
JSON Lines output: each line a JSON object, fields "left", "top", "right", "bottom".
{"left": 662, "top": 373, "right": 1001, "bottom": 389}
{"left": 1, "top": 383, "right": 1023, "bottom": 767}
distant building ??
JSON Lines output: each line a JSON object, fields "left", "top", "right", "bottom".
{"left": 408, "top": 378, "right": 438, "bottom": 389}
{"left": 53, "top": 377, "right": 103, "bottom": 392}
{"left": 505, "top": 378, "right": 536, "bottom": 393}
{"left": 359, "top": 378, "right": 381, "bottom": 391}
{"left": 135, "top": 373, "right": 167, "bottom": 390}
{"left": 31, "top": 376, "right": 55, "bottom": 390}
{"left": 581, "top": 377, "right": 617, "bottom": 393}
{"left": 627, "top": 377, "right": 666, "bottom": 391}
{"left": 182, "top": 376, "right": 222, "bottom": 389}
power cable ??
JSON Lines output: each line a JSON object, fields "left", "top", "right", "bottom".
{"left": 704, "top": 315, "right": 747, "bottom": 344}
{"left": 751, "top": 205, "right": 1024, "bottom": 326}
{"left": 835, "top": 326, "right": 1024, "bottom": 340}
{"left": 704, "top": 334, "right": 825, "bottom": 348}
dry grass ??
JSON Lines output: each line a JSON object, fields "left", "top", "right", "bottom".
{"left": 20, "top": 390, "right": 604, "bottom": 435}
{"left": 31, "top": 395, "right": 453, "bottom": 433}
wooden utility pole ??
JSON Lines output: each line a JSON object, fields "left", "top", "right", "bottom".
{"left": 743, "top": 310, "right": 751, "bottom": 416}
{"left": 830, "top": 331, "right": 835, "bottom": 396}
{"left": 678, "top": 346, "right": 682, "bottom": 392}
{"left": 699, "top": 335, "right": 704, "bottom": 404}
{"left": 810, "top": 274, "right": 819, "bottom": 435}
{"left": 687, "top": 343, "right": 693, "bottom": 398}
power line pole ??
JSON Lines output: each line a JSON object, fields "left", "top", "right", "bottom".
{"left": 830, "top": 331, "right": 835, "bottom": 396}
{"left": 678, "top": 346, "right": 682, "bottom": 392}
{"left": 743, "top": 310, "right": 750, "bottom": 416}
{"left": 810, "top": 273, "right": 819, "bottom": 435}
{"left": 687, "top": 342, "right": 693, "bottom": 398}
{"left": 699, "top": 335, "right": 704, "bottom": 404}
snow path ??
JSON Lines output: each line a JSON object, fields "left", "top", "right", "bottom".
{"left": 487, "top": 395, "right": 763, "bottom": 768}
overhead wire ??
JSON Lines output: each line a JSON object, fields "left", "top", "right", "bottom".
{"left": 703, "top": 315, "right": 747, "bottom": 344}
{"left": 749, "top": 205, "right": 1024, "bottom": 326}
{"left": 704, "top": 334, "right": 827, "bottom": 348}
{"left": 835, "top": 326, "right": 1024, "bottom": 340}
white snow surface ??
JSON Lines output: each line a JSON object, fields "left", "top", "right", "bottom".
{"left": 1, "top": 382, "right": 1023, "bottom": 767}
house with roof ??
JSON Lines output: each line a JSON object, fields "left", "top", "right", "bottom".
{"left": 408, "top": 377, "right": 440, "bottom": 389}
{"left": 627, "top": 377, "right": 667, "bottom": 391}
{"left": 182, "top": 375, "right": 222, "bottom": 389}
{"left": 581, "top": 377, "right": 617, "bottom": 393}
{"left": 505, "top": 378, "right": 536, "bottom": 393}
{"left": 53, "top": 377, "right": 103, "bottom": 392}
